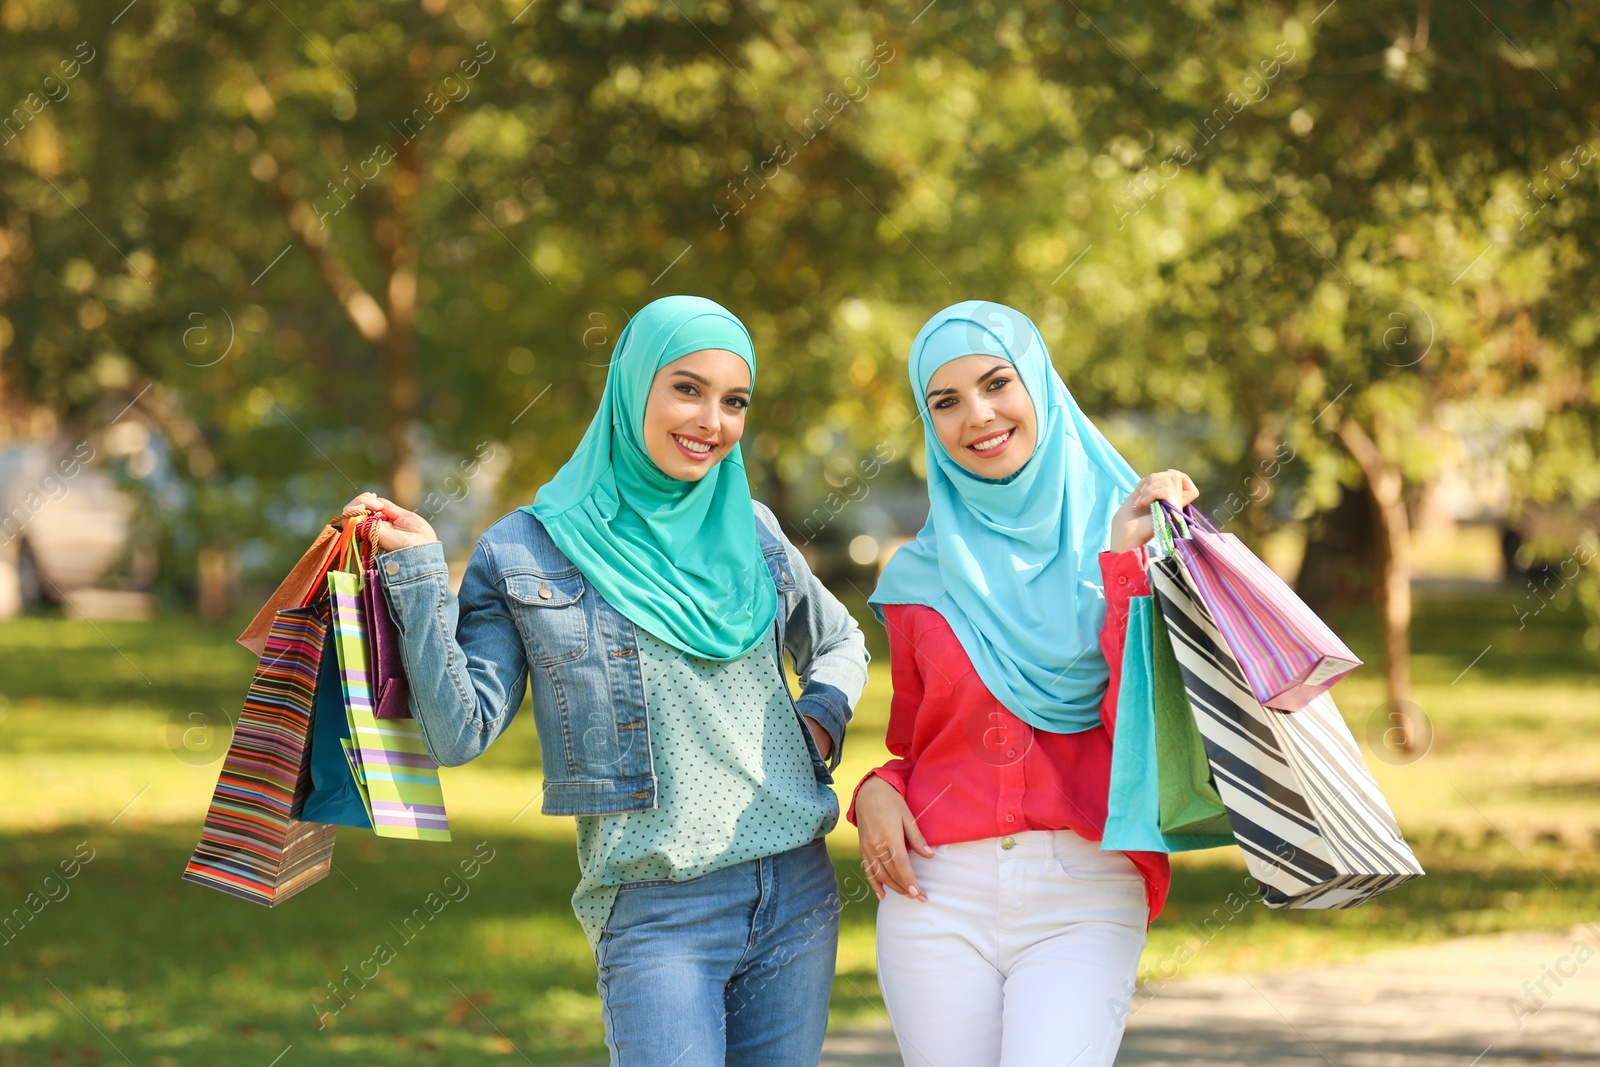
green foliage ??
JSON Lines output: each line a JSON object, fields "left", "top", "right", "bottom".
{"left": 0, "top": 0, "right": 1595, "bottom": 604}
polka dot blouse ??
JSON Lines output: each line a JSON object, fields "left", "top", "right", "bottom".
{"left": 570, "top": 629, "right": 840, "bottom": 947}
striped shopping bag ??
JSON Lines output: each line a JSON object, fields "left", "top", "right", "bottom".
{"left": 1160, "top": 502, "right": 1361, "bottom": 711}
{"left": 1149, "top": 551, "right": 1423, "bottom": 909}
{"left": 182, "top": 603, "right": 339, "bottom": 905}
{"left": 328, "top": 569, "right": 451, "bottom": 841}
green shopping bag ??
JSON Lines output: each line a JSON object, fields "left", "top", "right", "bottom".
{"left": 1102, "top": 596, "right": 1234, "bottom": 854}
{"left": 1150, "top": 596, "right": 1235, "bottom": 837}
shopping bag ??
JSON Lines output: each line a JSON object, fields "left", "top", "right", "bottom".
{"left": 187, "top": 517, "right": 365, "bottom": 904}
{"left": 1149, "top": 595, "right": 1234, "bottom": 837}
{"left": 182, "top": 602, "right": 340, "bottom": 905}
{"left": 326, "top": 534, "right": 450, "bottom": 841}
{"left": 299, "top": 624, "right": 375, "bottom": 829}
{"left": 237, "top": 524, "right": 340, "bottom": 656}
{"left": 360, "top": 556, "right": 413, "bottom": 720}
{"left": 1159, "top": 502, "right": 1361, "bottom": 711}
{"left": 1103, "top": 596, "right": 1236, "bottom": 854}
{"left": 1149, "top": 551, "right": 1424, "bottom": 909}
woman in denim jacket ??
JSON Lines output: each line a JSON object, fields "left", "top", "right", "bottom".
{"left": 343, "top": 295, "right": 869, "bottom": 1067}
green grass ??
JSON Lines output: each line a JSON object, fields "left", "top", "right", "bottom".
{"left": 0, "top": 585, "right": 1596, "bottom": 1064}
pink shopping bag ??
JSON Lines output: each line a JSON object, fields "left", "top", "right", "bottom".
{"left": 1158, "top": 502, "right": 1362, "bottom": 711}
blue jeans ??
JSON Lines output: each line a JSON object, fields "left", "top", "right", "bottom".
{"left": 595, "top": 838, "right": 840, "bottom": 1066}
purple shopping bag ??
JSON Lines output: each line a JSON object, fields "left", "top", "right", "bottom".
{"left": 353, "top": 514, "right": 413, "bottom": 720}
{"left": 1158, "top": 503, "right": 1362, "bottom": 711}
{"left": 360, "top": 563, "right": 413, "bottom": 719}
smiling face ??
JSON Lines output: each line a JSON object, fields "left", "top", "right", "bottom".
{"left": 924, "top": 353, "right": 1038, "bottom": 479}
{"left": 641, "top": 348, "right": 752, "bottom": 481}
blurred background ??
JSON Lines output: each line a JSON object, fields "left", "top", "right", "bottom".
{"left": 1, "top": 0, "right": 1598, "bottom": 1063}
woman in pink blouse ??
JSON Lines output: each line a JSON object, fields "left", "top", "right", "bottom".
{"left": 849, "top": 301, "right": 1200, "bottom": 1067}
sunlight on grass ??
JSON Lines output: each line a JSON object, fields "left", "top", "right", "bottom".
{"left": 1, "top": 585, "right": 1595, "bottom": 1063}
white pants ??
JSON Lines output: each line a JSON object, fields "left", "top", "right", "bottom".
{"left": 876, "top": 830, "right": 1148, "bottom": 1067}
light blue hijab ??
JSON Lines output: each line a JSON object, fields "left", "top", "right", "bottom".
{"left": 870, "top": 301, "right": 1139, "bottom": 733}
{"left": 522, "top": 296, "right": 777, "bottom": 662}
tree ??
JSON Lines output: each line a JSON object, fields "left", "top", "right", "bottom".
{"left": 2, "top": 0, "right": 1596, "bottom": 677}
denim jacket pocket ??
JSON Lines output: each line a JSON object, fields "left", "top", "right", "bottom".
{"left": 762, "top": 544, "right": 799, "bottom": 654}
{"left": 762, "top": 545, "right": 797, "bottom": 595}
{"left": 503, "top": 571, "right": 590, "bottom": 666}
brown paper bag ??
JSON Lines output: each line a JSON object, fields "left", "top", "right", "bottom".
{"left": 237, "top": 525, "right": 340, "bottom": 655}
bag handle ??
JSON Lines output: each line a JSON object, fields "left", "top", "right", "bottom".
{"left": 333, "top": 512, "right": 390, "bottom": 591}
{"left": 1150, "top": 501, "right": 1177, "bottom": 558}
{"left": 299, "top": 516, "right": 363, "bottom": 608}
{"left": 1175, "top": 500, "right": 1218, "bottom": 536}
{"left": 349, "top": 513, "right": 385, "bottom": 579}
{"left": 359, "top": 513, "right": 383, "bottom": 563}
{"left": 1154, "top": 498, "right": 1203, "bottom": 540}
{"left": 338, "top": 521, "right": 365, "bottom": 588}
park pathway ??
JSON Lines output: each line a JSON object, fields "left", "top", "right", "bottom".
{"left": 820, "top": 924, "right": 1600, "bottom": 1065}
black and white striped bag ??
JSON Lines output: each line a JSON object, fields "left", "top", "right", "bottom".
{"left": 1149, "top": 554, "right": 1424, "bottom": 909}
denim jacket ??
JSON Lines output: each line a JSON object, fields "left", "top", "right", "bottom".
{"left": 376, "top": 501, "right": 869, "bottom": 817}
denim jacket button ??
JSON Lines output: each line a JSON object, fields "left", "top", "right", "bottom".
{"left": 538, "top": 583, "right": 553, "bottom": 599}
{"left": 384, "top": 560, "right": 399, "bottom": 576}
{"left": 630, "top": 790, "right": 651, "bottom": 800}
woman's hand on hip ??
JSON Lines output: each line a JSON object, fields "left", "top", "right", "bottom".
{"left": 855, "top": 775, "right": 934, "bottom": 902}
{"left": 1109, "top": 469, "right": 1199, "bottom": 553}
{"left": 803, "top": 716, "right": 833, "bottom": 761}
{"left": 341, "top": 492, "right": 440, "bottom": 553}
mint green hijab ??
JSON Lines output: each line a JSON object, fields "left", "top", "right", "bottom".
{"left": 520, "top": 296, "right": 777, "bottom": 661}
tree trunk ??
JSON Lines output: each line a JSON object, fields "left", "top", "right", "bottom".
{"left": 253, "top": 143, "right": 419, "bottom": 505}
{"left": 379, "top": 147, "right": 422, "bottom": 509}
{"left": 197, "top": 544, "right": 236, "bottom": 623}
{"left": 1336, "top": 416, "right": 1419, "bottom": 749}
{"left": 381, "top": 317, "right": 420, "bottom": 509}
{"left": 1295, "top": 484, "right": 1381, "bottom": 617}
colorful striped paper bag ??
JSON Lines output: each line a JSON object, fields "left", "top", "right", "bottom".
{"left": 327, "top": 570, "right": 451, "bottom": 841}
{"left": 183, "top": 604, "right": 339, "bottom": 906}
{"left": 1163, "top": 503, "right": 1362, "bottom": 711}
